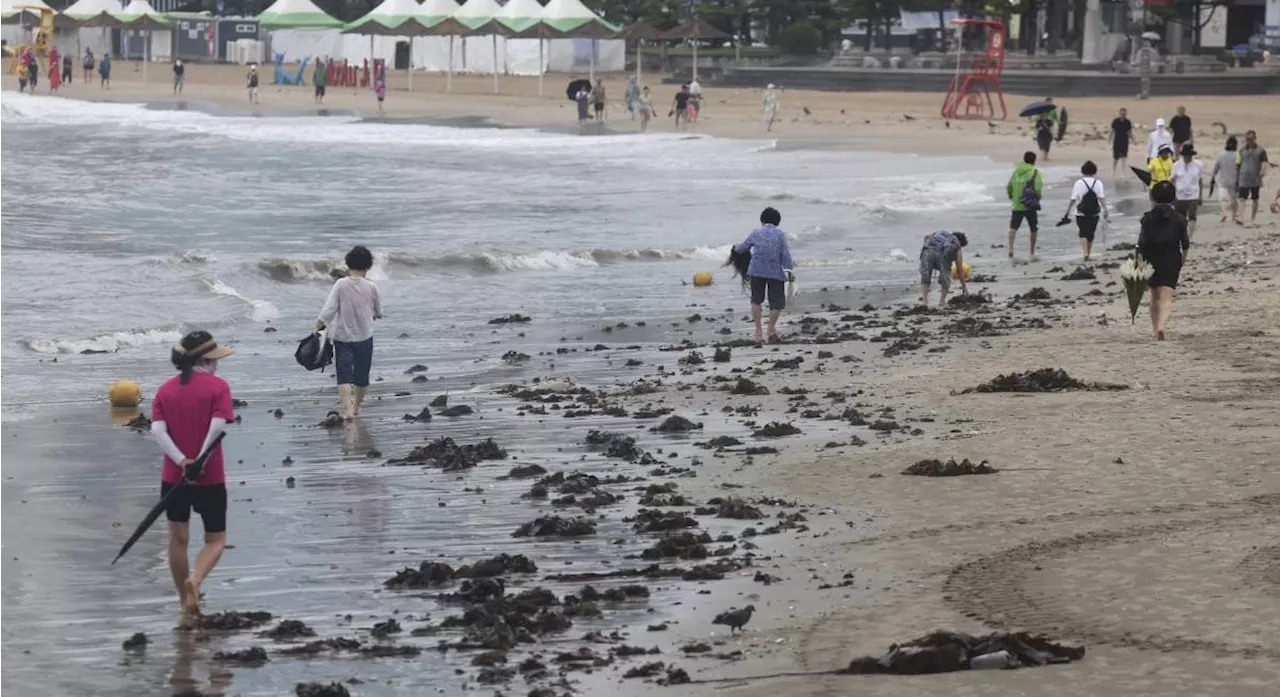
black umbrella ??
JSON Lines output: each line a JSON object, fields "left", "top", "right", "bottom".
{"left": 1130, "top": 166, "right": 1152, "bottom": 187}
{"left": 111, "top": 432, "right": 227, "bottom": 565}
{"left": 566, "top": 78, "right": 592, "bottom": 102}
{"left": 1019, "top": 101, "right": 1055, "bottom": 118}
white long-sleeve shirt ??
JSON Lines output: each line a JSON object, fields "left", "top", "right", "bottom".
{"left": 318, "top": 275, "right": 381, "bottom": 343}
{"left": 1147, "top": 127, "right": 1173, "bottom": 159}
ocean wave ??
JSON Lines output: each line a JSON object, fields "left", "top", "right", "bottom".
{"left": 794, "top": 248, "right": 914, "bottom": 268}
{"left": 258, "top": 258, "right": 344, "bottom": 283}
{"left": 206, "top": 279, "right": 280, "bottom": 322}
{"left": 23, "top": 328, "right": 184, "bottom": 355}
{"left": 739, "top": 177, "right": 995, "bottom": 213}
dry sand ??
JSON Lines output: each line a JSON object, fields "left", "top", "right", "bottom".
{"left": 10, "top": 63, "right": 1280, "bottom": 695}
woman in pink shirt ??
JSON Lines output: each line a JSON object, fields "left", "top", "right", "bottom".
{"left": 151, "top": 331, "right": 236, "bottom": 619}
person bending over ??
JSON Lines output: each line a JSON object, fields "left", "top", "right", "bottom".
{"left": 734, "top": 207, "right": 794, "bottom": 347}
{"left": 919, "top": 231, "right": 969, "bottom": 307}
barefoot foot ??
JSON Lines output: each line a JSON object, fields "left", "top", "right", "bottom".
{"left": 182, "top": 578, "right": 202, "bottom": 616}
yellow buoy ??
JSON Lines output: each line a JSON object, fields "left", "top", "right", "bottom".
{"left": 109, "top": 380, "right": 142, "bottom": 408}
{"left": 692, "top": 271, "right": 714, "bottom": 287}
{"left": 951, "top": 261, "right": 971, "bottom": 281}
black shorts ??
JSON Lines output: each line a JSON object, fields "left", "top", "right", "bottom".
{"left": 1113, "top": 143, "right": 1129, "bottom": 159}
{"left": 1238, "top": 186, "right": 1261, "bottom": 200}
{"left": 749, "top": 276, "right": 786, "bottom": 310}
{"left": 315, "top": 84, "right": 325, "bottom": 97}
{"left": 161, "top": 483, "right": 228, "bottom": 533}
{"left": 1076, "top": 215, "right": 1100, "bottom": 241}
{"left": 593, "top": 102, "right": 604, "bottom": 113}
{"left": 1009, "top": 210, "right": 1039, "bottom": 233}
{"left": 1173, "top": 199, "right": 1199, "bottom": 221}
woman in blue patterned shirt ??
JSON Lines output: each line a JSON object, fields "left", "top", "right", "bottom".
{"left": 733, "top": 207, "right": 795, "bottom": 347}
{"left": 919, "top": 231, "right": 969, "bottom": 308}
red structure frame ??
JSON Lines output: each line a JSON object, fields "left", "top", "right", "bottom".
{"left": 941, "top": 19, "right": 1008, "bottom": 121}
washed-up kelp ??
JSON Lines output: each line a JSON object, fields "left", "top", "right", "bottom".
{"left": 842, "top": 630, "right": 1084, "bottom": 675}
{"left": 961, "top": 368, "right": 1128, "bottom": 394}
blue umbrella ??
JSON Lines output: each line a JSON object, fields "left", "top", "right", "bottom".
{"left": 1019, "top": 101, "right": 1055, "bottom": 118}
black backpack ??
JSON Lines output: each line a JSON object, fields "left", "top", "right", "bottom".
{"left": 295, "top": 331, "right": 333, "bottom": 372}
{"left": 1077, "top": 179, "right": 1101, "bottom": 217}
{"left": 1019, "top": 170, "right": 1041, "bottom": 211}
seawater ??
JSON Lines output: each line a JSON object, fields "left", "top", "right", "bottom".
{"left": 0, "top": 90, "right": 1101, "bottom": 419}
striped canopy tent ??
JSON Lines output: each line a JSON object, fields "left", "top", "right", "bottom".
{"left": 495, "top": 0, "right": 547, "bottom": 95}
{"left": 614, "top": 19, "right": 663, "bottom": 84}
{"left": 539, "top": 0, "right": 618, "bottom": 82}
{"left": 660, "top": 18, "right": 729, "bottom": 82}
{"left": 113, "top": 0, "right": 168, "bottom": 80}
{"left": 1, "top": 0, "right": 51, "bottom": 25}
{"left": 412, "top": 0, "right": 463, "bottom": 91}
{"left": 62, "top": 0, "right": 124, "bottom": 28}
{"left": 258, "top": 0, "right": 343, "bottom": 30}
{"left": 343, "top": 0, "right": 433, "bottom": 91}
{"left": 451, "top": 0, "right": 506, "bottom": 94}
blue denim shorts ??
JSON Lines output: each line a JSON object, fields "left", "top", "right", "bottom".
{"left": 333, "top": 337, "right": 373, "bottom": 387}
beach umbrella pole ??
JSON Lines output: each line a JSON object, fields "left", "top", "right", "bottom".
{"left": 538, "top": 38, "right": 543, "bottom": 97}
{"left": 144, "top": 31, "right": 149, "bottom": 82}
{"left": 636, "top": 40, "right": 642, "bottom": 84}
{"left": 589, "top": 40, "right": 595, "bottom": 83}
{"left": 447, "top": 35, "right": 453, "bottom": 93}
{"left": 491, "top": 33, "right": 498, "bottom": 94}
{"left": 692, "top": 40, "right": 697, "bottom": 82}
{"left": 408, "top": 37, "right": 413, "bottom": 92}
{"left": 369, "top": 35, "right": 374, "bottom": 90}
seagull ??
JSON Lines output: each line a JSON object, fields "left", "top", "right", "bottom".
{"left": 712, "top": 605, "right": 755, "bottom": 634}
{"left": 987, "top": 121, "right": 997, "bottom": 129}
{"left": 802, "top": 106, "right": 811, "bottom": 116}
{"left": 945, "top": 120, "right": 950, "bottom": 128}
{"left": 903, "top": 114, "right": 916, "bottom": 121}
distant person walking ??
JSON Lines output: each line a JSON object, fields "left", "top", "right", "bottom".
{"left": 246, "top": 64, "right": 259, "bottom": 104}
{"left": 1169, "top": 105, "right": 1192, "bottom": 154}
{"left": 762, "top": 83, "right": 780, "bottom": 132}
{"left": 1237, "top": 130, "right": 1269, "bottom": 223}
{"left": 733, "top": 207, "right": 794, "bottom": 347}
{"left": 98, "top": 53, "right": 111, "bottom": 88}
{"left": 374, "top": 64, "right": 386, "bottom": 116}
{"left": 1171, "top": 144, "right": 1204, "bottom": 239}
{"left": 151, "top": 330, "right": 236, "bottom": 619}
{"left": 1134, "top": 38, "right": 1157, "bottom": 100}
{"left": 918, "top": 230, "right": 969, "bottom": 308}
{"left": 671, "top": 84, "right": 691, "bottom": 130}
{"left": 575, "top": 85, "right": 590, "bottom": 133}
{"left": 172, "top": 59, "right": 185, "bottom": 95}
{"left": 1034, "top": 113, "right": 1054, "bottom": 161}
{"left": 1006, "top": 151, "right": 1043, "bottom": 260}
{"left": 624, "top": 75, "right": 639, "bottom": 119}
{"left": 1212, "top": 135, "right": 1241, "bottom": 224}
{"left": 1147, "top": 145, "right": 1174, "bottom": 191}
{"left": 1063, "top": 160, "right": 1108, "bottom": 261}
{"left": 47, "top": 47, "right": 60, "bottom": 93}
{"left": 687, "top": 77, "right": 702, "bottom": 122}
{"left": 26, "top": 54, "right": 38, "bottom": 91}
{"left": 1110, "top": 107, "right": 1137, "bottom": 179}
{"left": 313, "top": 58, "right": 327, "bottom": 104}
{"left": 316, "top": 246, "right": 383, "bottom": 421}
{"left": 637, "top": 86, "right": 654, "bottom": 133}
{"left": 61, "top": 52, "right": 73, "bottom": 84}
{"left": 1147, "top": 117, "right": 1173, "bottom": 160}
{"left": 83, "top": 47, "right": 95, "bottom": 83}
{"left": 590, "top": 79, "right": 606, "bottom": 123}
{"left": 1137, "top": 181, "right": 1190, "bottom": 340}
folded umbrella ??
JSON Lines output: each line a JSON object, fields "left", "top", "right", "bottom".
{"left": 1130, "top": 166, "right": 1152, "bottom": 187}
{"left": 1018, "top": 101, "right": 1055, "bottom": 118}
{"left": 1120, "top": 255, "right": 1154, "bottom": 324}
{"left": 111, "top": 432, "right": 227, "bottom": 565}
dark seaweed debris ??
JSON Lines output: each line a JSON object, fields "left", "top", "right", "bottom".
{"left": 730, "top": 378, "right": 770, "bottom": 396}
{"left": 947, "top": 293, "right": 991, "bottom": 307}
{"left": 961, "top": 368, "right": 1129, "bottom": 394}
{"left": 1016, "top": 287, "right": 1052, "bottom": 301}
{"left": 278, "top": 638, "right": 362, "bottom": 656}
{"left": 384, "top": 561, "right": 456, "bottom": 589}
{"left": 902, "top": 458, "right": 997, "bottom": 476}
{"left": 653, "top": 415, "right": 702, "bottom": 433}
{"left": 296, "top": 682, "right": 351, "bottom": 697}
{"left": 124, "top": 414, "right": 152, "bottom": 432}
{"left": 122, "top": 632, "right": 147, "bottom": 651}
{"left": 513, "top": 516, "right": 597, "bottom": 538}
{"left": 488, "top": 314, "right": 532, "bottom": 324}
{"left": 259, "top": 620, "right": 317, "bottom": 641}
{"left": 753, "top": 422, "right": 801, "bottom": 438}
{"left": 193, "top": 611, "right": 273, "bottom": 631}
{"left": 1061, "top": 266, "right": 1097, "bottom": 281}
{"left": 841, "top": 630, "right": 1085, "bottom": 675}
{"left": 585, "top": 430, "right": 655, "bottom": 463}
{"left": 212, "top": 646, "right": 269, "bottom": 667}
{"left": 387, "top": 437, "right": 506, "bottom": 470}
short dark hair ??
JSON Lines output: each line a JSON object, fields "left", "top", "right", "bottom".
{"left": 953, "top": 232, "right": 969, "bottom": 247}
{"left": 1151, "top": 180, "right": 1176, "bottom": 205}
{"left": 345, "top": 245, "right": 373, "bottom": 271}
{"left": 1081, "top": 160, "right": 1098, "bottom": 176}
{"left": 1023, "top": 151, "right": 1037, "bottom": 165}
{"left": 1225, "top": 135, "right": 1238, "bottom": 151}
{"left": 760, "top": 207, "right": 781, "bottom": 226}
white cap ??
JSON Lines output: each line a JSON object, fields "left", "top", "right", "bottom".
{"left": 766, "top": 83, "right": 775, "bottom": 89}
{"left": 1155, "top": 117, "right": 1165, "bottom": 127}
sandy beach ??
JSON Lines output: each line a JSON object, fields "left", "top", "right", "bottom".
{"left": 3, "top": 63, "right": 1280, "bottom": 696}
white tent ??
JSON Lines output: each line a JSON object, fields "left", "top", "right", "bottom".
{"left": 114, "top": 0, "right": 170, "bottom": 76}
{"left": 258, "top": 0, "right": 342, "bottom": 29}
{"left": 452, "top": 0, "right": 502, "bottom": 92}
{"left": 57, "top": 0, "right": 119, "bottom": 57}
{"left": 412, "top": 0, "right": 463, "bottom": 90}
{"left": 1, "top": 0, "right": 52, "bottom": 21}
{"left": 539, "top": 0, "right": 619, "bottom": 82}
{"left": 496, "top": 0, "right": 545, "bottom": 76}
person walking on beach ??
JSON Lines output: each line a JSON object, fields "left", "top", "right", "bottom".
{"left": 1171, "top": 144, "right": 1204, "bottom": 240}
{"left": 671, "top": 84, "right": 691, "bottom": 131}
{"left": 98, "top": 53, "right": 111, "bottom": 89}
{"left": 62, "top": 52, "right": 73, "bottom": 84}
{"left": 1147, "top": 144, "right": 1174, "bottom": 192}
{"left": 1006, "top": 151, "right": 1043, "bottom": 260}
{"left": 172, "top": 59, "right": 185, "bottom": 95}
{"left": 151, "top": 330, "right": 236, "bottom": 619}
{"left": 637, "top": 86, "right": 654, "bottom": 133}
{"left": 575, "top": 85, "right": 590, "bottom": 133}
{"left": 624, "top": 75, "right": 639, "bottom": 120}
{"left": 1137, "top": 181, "right": 1190, "bottom": 340}
{"left": 246, "top": 64, "right": 260, "bottom": 105}
{"left": 374, "top": 64, "right": 386, "bottom": 116}
{"left": 16, "top": 58, "right": 28, "bottom": 92}
{"left": 1147, "top": 117, "right": 1173, "bottom": 161}
{"left": 47, "top": 47, "right": 60, "bottom": 94}
{"left": 313, "top": 58, "right": 327, "bottom": 104}
{"left": 762, "top": 83, "right": 780, "bottom": 132}
{"left": 1169, "top": 105, "right": 1192, "bottom": 154}
{"left": 688, "top": 77, "right": 702, "bottom": 121}
{"left": 590, "top": 79, "right": 606, "bottom": 123}
{"left": 83, "top": 47, "right": 95, "bottom": 83}
{"left": 1034, "top": 113, "right": 1054, "bottom": 162}
{"left": 918, "top": 230, "right": 969, "bottom": 308}
{"left": 1110, "top": 107, "right": 1137, "bottom": 180}
{"left": 734, "top": 207, "right": 794, "bottom": 347}
{"left": 1063, "top": 160, "right": 1108, "bottom": 261}
{"left": 27, "top": 53, "right": 39, "bottom": 91}
{"left": 1212, "top": 136, "right": 1241, "bottom": 224}
{"left": 1135, "top": 38, "right": 1156, "bottom": 100}
{"left": 1237, "top": 130, "right": 1269, "bottom": 224}
{"left": 316, "top": 246, "right": 382, "bottom": 421}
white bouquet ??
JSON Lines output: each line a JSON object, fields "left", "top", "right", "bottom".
{"left": 1120, "top": 255, "right": 1154, "bottom": 324}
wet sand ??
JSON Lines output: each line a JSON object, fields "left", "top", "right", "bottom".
{"left": 5, "top": 63, "right": 1280, "bottom": 697}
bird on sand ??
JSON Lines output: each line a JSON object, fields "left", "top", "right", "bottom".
{"left": 903, "top": 114, "right": 916, "bottom": 121}
{"left": 712, "top": 605, "right": 755, "bottom": 634}
{"left": 802, "top": 106, "right": 811, "bottom": 116}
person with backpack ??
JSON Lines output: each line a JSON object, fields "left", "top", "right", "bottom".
{"left": 1006, "top": 151, "right": 1044, "bottom": 260}
{"left": 1137, "top": 181, "right": 1190, "bottom": 341}
{"left": 1062, "top": 160, "right": 1109, "bottom": 261}
{"left": 316, "top": 246, "right": 382, "bottom": 420}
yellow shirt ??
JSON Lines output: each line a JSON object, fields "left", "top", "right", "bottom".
{"left": 1147, "top": 156, "right": 1173, "bottom": 188}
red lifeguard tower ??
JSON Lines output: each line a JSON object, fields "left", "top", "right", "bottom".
{"left": 940, "top": 19, "right": 1008, "bottom": 121}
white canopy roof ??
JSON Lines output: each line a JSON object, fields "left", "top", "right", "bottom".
{"left": 116, "top": 0, "right": 161, "bottom": 17}
{"left": 366, "top": 0, "right": 422, "bottom": 20}
{"left": 2, "top": 0, "right": 53, "bottom": 14}
{"left": 417, "top": 0, "right": 460, "bottom": 20}
{"left": 453, "top": 0, "right": 501, "bottom": 20}
{"left": 496, "top": 0, "right": 543, "bottom": 19}
{"left": 540, "top": 0, "right": 598, "bottom": 21}
{"left": 258, "top": 0, "right": 343, "bottom": 29}
{"left": 61, "top": 0, "right": 120, "bottom": 18}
